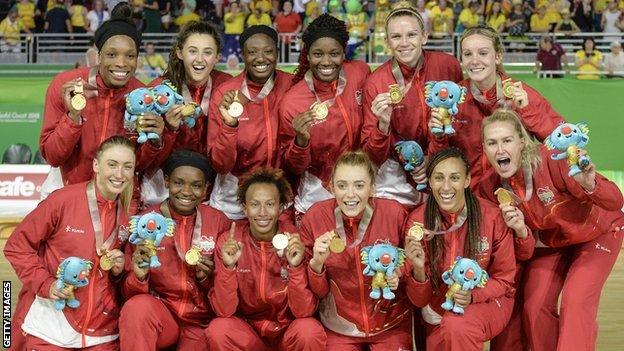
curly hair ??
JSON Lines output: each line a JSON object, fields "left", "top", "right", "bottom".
{"left": 237, "top": 168, "right": 293, "bottom": 207}
{"left": 163, "top": 21, "right": 222, "bottom": 94}
{"left": 293, "top": 14, "right": 350, "bottom": 84}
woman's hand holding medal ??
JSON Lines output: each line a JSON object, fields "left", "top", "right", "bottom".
{"left": 61, "top": 78, "right": 96, "bottom": 123}
{"left": 292, "top": 110, "right": 317, "bottom": 147}
{"left": 371, "top": 92, "right": 394, "bottom": 134}
{"left": 219, "top": 90, "right": 246, "bottom": 127}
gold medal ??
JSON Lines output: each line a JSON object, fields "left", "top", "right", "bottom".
{"left": 389, "top": 84, "right": 404, "bottom": 104}
{"left": 227, "top": 91, "right": 244, "bottom": 118}
{"left": 181, "top": 103, "right": 198, "bottom": 117}
{"left": 502, "top": 78, "right": 514, "bottom": 99}
{"left": 100, "top": 254, "right": 113, "bottom": 271}
{"left": 311, "top": 101, "right": 329, "bottom": 120}
{"left": 185, "top": 246, "right": 202, "bottom": 265}
{"left": 495, "top": 188, "right": 514, "bottom": 206}
{"left": 71, "top": 83, "right": 87, "bottom": 111}
{"left": 408, "top": 223, "right": 425, "bottom": 241}
{"left": 272, "top": 233, "right": 289, "bottom": 250}
{"left": 329, "top": 233, "right": 346, "bottom": 254}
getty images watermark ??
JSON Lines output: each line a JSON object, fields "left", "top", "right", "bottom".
{"left": 2, "top": 281, "right": 10, "bottom": 348}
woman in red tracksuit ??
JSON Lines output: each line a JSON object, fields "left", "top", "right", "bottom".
{"left": 205, "top": 168, "right": 326, "bottom": 350}
{"left": 479, "top": 109, "right": 624, "bottom": 351}
{"left": 148, "top": 21, "right": 232, "bottom": 161}
{"left": 361, "top": 2, "right": 462, "bottom": 207}
{"left": 428, "top": 25, "right": 565, "bottom": 188}
{"left": 404, "top": 147, "right": 516, "bottom": 351}
{"left": 40, "top": 4, "right": 164, "bottom": 188}
{"left": 301, "top": 150, "right": 413, "bottom": 350}
{"left": 119, "top": 150, "right": 230, "bottom": 350}
{"left": 4, "top": 136, "right": 135, "bottom": 350}
{"left": 208, "top": 25, "right": 293, "bottom": 220}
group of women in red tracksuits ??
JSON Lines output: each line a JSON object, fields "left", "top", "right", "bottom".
{"left": 5, "top": 1, "right": 622, "bottom": 350}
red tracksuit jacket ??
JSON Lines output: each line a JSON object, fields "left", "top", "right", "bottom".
{"left": 430, "top": 73, "right": 565, "bottom": 186}
{"left": 361, "top": 51, "right": 463, "bottom": 167}
{"left": 4, "top": 182, "right": 127, "bottom": 340}
{"left": 209, "top": 220, "right": 318, "bottom": 338}
{"left": 208, "top": 70, "right": 293, "bottom": 175}
{"left": 40, "top": 67, "right": 160, "bottom": 185}
{"left": 122, "top": 203, "right": 230, "bottom": 326}
{"left": 405, "top": 196, "right": 516, "bottom": 317}
{"left": 300, "top": 198, "right": 412, "bottom": 337}
{"left": 147, "top": 70, "right": 232, "bottom": 167}
{"left": 478, "top": 146, "right": 624, "bottom": 248}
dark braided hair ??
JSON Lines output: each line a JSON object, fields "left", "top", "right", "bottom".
{"left": 293, "top": 14, "right": 350, "bottom": 84}
{"left": 424, "top": 147, "right": 481, "bottom": 290}
{"left": 163, "top": 21, "right": 222, "bottom": 94}
{"left": 237, "top": 168, "right": 293, "bottom": 207}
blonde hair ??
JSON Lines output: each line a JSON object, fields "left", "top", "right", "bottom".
{"left": 95, "top": 136, "right": 135, "bottom": 213}
{"left": 460, "top": 25, "right": 505, "bottom": 73}
{"left": 482, "top": 109, "right": 541, "bottom": 172}
{"left": 385, "top": 0, "right": 425, "bottom": 32}
{"left": 332, "top": 150, "right": 377, "bottom": 185}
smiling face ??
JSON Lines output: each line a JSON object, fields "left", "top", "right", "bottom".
{"left": 483, "top": 121, "right": 526, "bottom": 179}
{"left": 98, "top": 35, "right": 138, "bottom": 88}
{"left": 429, "top": 157, "right": 471, "bottom": 213}
{"left": 242, "top": 33, "right": 278, "bottom": 84}
{"left": 386, "top": 15, "right": 427, "bottom": 68}
{"left": 93, "top": 145, "right": 135, "bottom": 200}
{"left": 243, "top": 183, "right": 281, "bottom": 241}
{"left": 331, "top": 164, "right": 375, "bottom": 217}
{"left": 461, "top": 33, "right": 502, "bottom": 90}
{"left": 165, "top": 166, "right": 208, "bottom": 215}
{"left": 176, "top": 33, "right": 220, "bottom": 86}
{"left": 308, "top": 37, "right": 345, "bottom": 83}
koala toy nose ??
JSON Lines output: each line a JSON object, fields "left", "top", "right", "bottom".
{"left": 79, "top": 270, "right": 88, "bottom": 280}
{"left": 465, "top": 268, "right": 475, "bottom": 280}
{"left": 561, "top": 125, "right": 572, "bottom": 135}
{"left": 439, "top": 87, "right": 449, "bottom": 99}
{"left": 381, "top": 254, "right": 392, "bottom": 265}
{"left": 146, "top": 219, "right": 157, "bottom": 231}
{"left": 157, "top": 95, "right": 168, "bottom": 105}
{"left": 144, "top": 94, "right": 153, "bottom": 104}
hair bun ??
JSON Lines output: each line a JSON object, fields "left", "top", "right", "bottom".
{"left": 111, "top": 1, "right": 133, "bottom": 21}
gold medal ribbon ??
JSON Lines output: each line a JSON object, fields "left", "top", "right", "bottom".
{"left": 421, "top": 206, "right": 469, "bottom": 240}
{"left": 469, "top": 74, "right": 514, "bottom": 109}
{"left": 500, "top": 165, "right": 534, "bottom": 203}
{"left": 160, "top": 200, "right": 203, "bottom": 261}
{"left": 181, "top": 77, "right": 213, "bottom": 116}
{"left": 333, "top": 204, "right": 374, "bottom": 249}
{"left": 304, "top": 68, "right": 347, "bottom": 109}
{"left": 240, "top": 73, "right": 276, "bottom": 102}
{"left": 86, "top": 181, "right": 122, "bottom": 256}
{"left": 390, "top": 57, "right": 420, "bottom": 99}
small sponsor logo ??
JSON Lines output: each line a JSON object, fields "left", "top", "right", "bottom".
{"left": 355, "top": 90, "right": 363, "bottom": 105}
{"left": 65, "top": 225, "right": 86, "bottom": 234}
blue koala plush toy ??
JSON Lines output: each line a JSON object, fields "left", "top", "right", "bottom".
{"left": 544, "top": 122, "right": 590, "bottom": 177}
{"left": 395, "top": 140, "right": 426, "bottom": 191}
{"left": 424, "top": 80, "right": 467, "bottom": 135}
{"left": 125, "top": 87, "right": 160, "bottom": 143}
{"left": 151, "top": 80, "right": 201, "bottom": 128}
{"left": 441, "top": 257, "right": 488, "bottom": 314}
{"left": 54, "top": 257, "right": 93, "bottom": 310}
{"left": 360, "top": 243, "right": 406, "bottom": 300}
{"left": 128, "top": 211, "right": 175, "bottom": 268}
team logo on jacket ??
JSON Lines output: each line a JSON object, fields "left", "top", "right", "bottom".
{"left": 118, "top": 225, "right": 130, "bottom": 242}
{"left": 477, "top": 236, "right": 489, "bottom": 253}
{"left": 537, "top": 187, "right": 555, "bottom": 206}
{"left": 355, "top": 90, "right": 363, "bottom": 105}
{"left": 280, "top": 267, "right": 289, "bottom": 281}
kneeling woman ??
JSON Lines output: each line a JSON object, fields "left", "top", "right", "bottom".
{"left": 205, "top": 168, "right": 326, "bottom": 350}
{"left": 302, "top": 151, "right": 413, "bottom": 350}
{"left": 479, "top": 109, "right": 624, "bottom": 351}
{"left": 119, "top": 150, "right": 230, "bottom": 350}
{"left": 405, "top": 147, "right": 516, "bottom": 351}
{"left": 4, "top": 136, "right": 135, "bottom": 350}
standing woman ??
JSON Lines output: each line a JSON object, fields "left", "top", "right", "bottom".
{"left": 149, "top": 21, "right": 231, "bottom": 162}
{"left": 119, "top": 150, "right": 231, "bottom": 350}
{"left": 361, "top": 1, "right": 462, "bottom": 207}
{"left": 278, "top": 14, "right": 370, "bottom": 222}
{"left": 479, "top": 110, "right": 624, "bottom": 351}
{"left": 4, "top": 136, "right": 135, "bottom": 350}
{"left": 39, "top": 2, "right": 164, "bottom": 188}
{"left": 404, "top": 147, "right": 516, "bottom": 350}
{"left": 428, "top": 25, "right": 565, "bottom": 187}
{"left": 208, "top": 25, "right": 293, "bottom": 220}
{"left": 301, "top": 151, "right": 413, "bottom": 350}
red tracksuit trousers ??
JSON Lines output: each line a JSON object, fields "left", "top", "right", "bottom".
{"left": 24, "top": 335, "right": 118, "bottom": 351}
{"left": 490, "top": 265, "right": 529, "bottom": 351}
{"left": 324, "top": 318, "right": 413, "bottom": 351}
{"left": 426, "top": 294, "right": 515, "bottom": 350}
{"left": 204, "top": 316, "right": 326, "bottom": 351}
{"left": 119, "top": 294, "right": 207, "bottom": 351}
{"left": 523, "top": 230, "right": 622, "bottom": 351}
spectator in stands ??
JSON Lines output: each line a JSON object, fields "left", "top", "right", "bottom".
{"left": 506, "top": 0, "right": 528, "bottom": 37}
{"left": 16, "top": 0, "right": 37, "bottom": 32}
{"left": 45, "top": 0, "right": 72, "bottom": 39}
{"left": 486, "top": 1, "right": 507, "bottom": 32}
{"left": 535, "top": 34, "right": 569, "bottom": 77}
{"left": 141, "top": 0, "right": 162, "bottom": 32}
{"left": 138, "top": 42, "right": 167, "bottom": 78}
{"left": 544, "top": 0, "right": 563, "bottom": 26}
{"left": 250, "top": 0, "right": 273, "bottom": 14}
{"left": 457, "top": 0, "right": 481, "bottom": 33}
{"left": 604, "top": 40, "right": 624, "bottom": 77}
{"left": 531, "top": 4, "right": 552, "bottom": 32}
{"left": 247, "top": 7, "right": 273, "bottom": 27}
{"left": 575, "top": 37, "right": 603, "bottom": 80}
{"left": 69, "top": 0, "right": 88, "bottom": 34}
{"left": 593, "top": 0, "right": 607, "bottom": 31}
{"left": 554, "top": 8, "right": 580, "bottom": 35}
{"left": 223, "top": 1, "right": 247, "bottom": 61}
{"left": 0, "top": 7, "right": 29, "bottom": 53}
{"left": 274, "top": 1, "right": 302, "bottom": 63}
{"left": 87, "top": 0, "right": 110, "bottom": 33}
{"left": 416, "top": 0, "right": 432, "bottom": 33}
{"left": 174, "top": 0, "right": 202, "bottom": 27}
{"left": 431, "top": 0, "right": 454, "bottom": 37}
{"left": 158, "top": 0, "right": 172, "bottom": 31}
{"left": 569, "top": 0, "right": 592, "bottom": 31}
{"left": 601, "top": 0, "right": 622, "bottom": 32}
